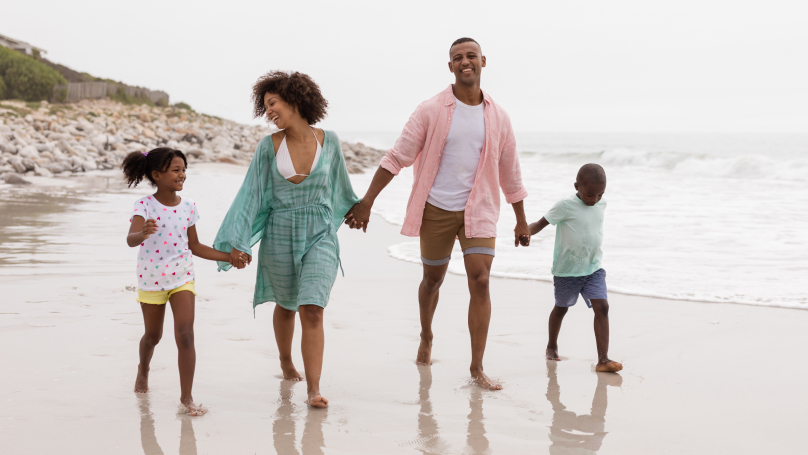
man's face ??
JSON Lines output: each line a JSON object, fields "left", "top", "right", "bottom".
{"left": 574, "top": 181, "right": 607, "bottom": 206}
{"left": 448, "top": 42, "right": 486, "bottom": 85}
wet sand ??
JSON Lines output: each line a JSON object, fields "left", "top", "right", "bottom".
{"left": 1, "top": 164, "right": 806, "bottom": 454}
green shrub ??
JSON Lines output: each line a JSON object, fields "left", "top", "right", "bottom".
{"left": 0, "top": 76, "right": 6, "bottom": 99}
{"left": 109, "top": 86, "right": 154, "bottom": 107}
{"left": 0, "top": 46, "right": 66, "bottom": 101}
{"left": 156, "top": 97, "right": 168, "bottom": 107}
{"left": 172, "top": 101, "right": 194, "bottom": 112}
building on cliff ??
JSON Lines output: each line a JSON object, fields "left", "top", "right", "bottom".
{"left": 0, "top": 33, "right": 46, "bottom": 57}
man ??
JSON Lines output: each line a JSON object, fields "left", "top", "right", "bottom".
{"left": 345, "top": 37, "right": 529, "bottom": 390}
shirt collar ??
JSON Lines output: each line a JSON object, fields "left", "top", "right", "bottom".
{"left": 443, "top": 84, "right": 490, "bottom": 107}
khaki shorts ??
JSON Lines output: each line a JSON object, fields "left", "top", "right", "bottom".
{"left": 419, "top": 203, "right": 496, "bottom": 266}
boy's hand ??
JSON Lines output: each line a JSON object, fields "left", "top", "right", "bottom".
{"left": 141, "top": 219, "right": 158, "bottom": 240}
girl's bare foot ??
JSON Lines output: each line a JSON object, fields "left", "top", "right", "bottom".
{"left": 180, "top": 398, "right": 207, "bottom": 416}
{"left": 471, "top": 369, "right": 503, "bottom": 390}
{"left": 280, "top": 359, "right": 304, "bottom": 381}
{"left": 306, "top": 393, "right": 329, "bottom": 408}
{"left": 416, "top": 339, "right": 433, "bottom": 366}
{"left": 134, "top": 365, "right": 149, "bottom": 393}
{"left": 595, "top": 360, "right": 623, "bottom": 372}
{"left": 546, "top": 347, "right": 560, "bottom": 361}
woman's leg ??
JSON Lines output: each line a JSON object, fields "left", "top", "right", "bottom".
{"left": 168, "top": 290, "right": 205, "bottom": 415}
{"left": 135, "top": 302, "right": 166, "bottom": 393}
{"left": 298, "top": 304, "right": 327, "bottom": 407}
{"left": 274, "top": 304, "right": 303, "bottom": 380}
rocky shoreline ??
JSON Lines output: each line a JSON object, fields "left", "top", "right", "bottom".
{"left": 0, "top": 99, "right": 384, "bottom": 185}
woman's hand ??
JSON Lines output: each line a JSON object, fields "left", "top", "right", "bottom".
{"left": 230, "top": 248, "right": 252, "bottom": 269}
{"left": 344, "top": 200, "right": 372, "bottom": 232}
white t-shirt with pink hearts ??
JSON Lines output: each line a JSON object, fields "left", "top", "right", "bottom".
{"left": 131, "top": 195, "right": 200, "bottom": 292}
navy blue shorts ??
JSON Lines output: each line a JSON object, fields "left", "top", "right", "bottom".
{"left": 553, "top": 269, "right": 607, "bottom": 308}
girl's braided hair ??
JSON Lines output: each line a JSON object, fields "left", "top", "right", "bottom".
{"left": 121, "top": 147, "right": 187, "bottom": 188}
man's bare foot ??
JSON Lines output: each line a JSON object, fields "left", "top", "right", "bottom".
{"left": 546, "top": 347, "right": 561, "bottom": 361}
{"left": 306, "top": 393, "right": 329, "bottom": 408}
{"left": 595, "top": 360, "right": 623, "bottom": 372}
{"left": 180, "top": 399, "right": 207, "bottom": 416}
{"left": 134, "top": 365, "right": 149, "bottom": 393}
{"left": 416, "top": 339, "right": 433, "bottom": 366}
{"left": 280, "top": 359, "right": 304, "bottom": 381}
{"left": 471, "top": 370, "right": 503, "bottom": 390}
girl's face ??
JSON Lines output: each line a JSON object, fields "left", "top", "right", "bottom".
{"left": 152, "top": 156, "right": 186, "bottom": 192}
{"left": 264, "top": 93, "right": 297, "bottom": 129}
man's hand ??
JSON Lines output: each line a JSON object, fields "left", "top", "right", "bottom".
{"left": 344, "top": 200, "right": 372, "bottom": 232}
{"left": 514, "top": 220, "right": 531, "bottom": 247}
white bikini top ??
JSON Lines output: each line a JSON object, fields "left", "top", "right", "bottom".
{"left": 276, "top": 128, "right": 322, "bottom": 180}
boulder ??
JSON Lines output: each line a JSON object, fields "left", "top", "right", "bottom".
{"left": 83, "top": 159, "right": 98, "bottom": 171}
{"left": 19, "top": 145, "right": 39, "bottom": 159}
{"left": 2, "top": 173, "right": 32, "bottom": 185}
{"left": 34, "top": 166, "right": 53, "bottom": 178}
{"left": 35, "top": 143, "right": 52, "bottom": 152}
{"left": 46, "top": 162, "right": 66, "bottom": 174}
{"left": 21, "top": 158, "right": 36, "bottom": 171}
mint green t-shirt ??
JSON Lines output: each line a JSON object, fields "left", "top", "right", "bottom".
{"left": 544, "top": 194, "right": 606, "bottom": 277}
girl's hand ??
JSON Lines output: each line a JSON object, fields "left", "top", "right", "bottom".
{"left": 142, "top": 219, "right": 158, "bottom": 239}
{"left": 230, "top": 248, "right": 251, "bottom": 269}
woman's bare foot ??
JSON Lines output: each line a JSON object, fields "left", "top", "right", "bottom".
{"left": 471, "top": 369, "right": 503, "bottom": 390}
{"left": 180, "top": 397, "right": 207, "bottom": 416}
{"left": 134, "top": 365, "right": 149, "bottom": 393}
{"left": 595, "top": 359, "right": 623, "bottom": 372}
{"left": 546, "top": 346, "right": 560, "bottom": 361}
{"left": 416, "top": 339, "right": 433, "bottom": 366}
{"left": 306, "top": 393, "right": 329, "bottom": 408}
{"left": 280, "top": 359, "right": 304, "bottom": 381}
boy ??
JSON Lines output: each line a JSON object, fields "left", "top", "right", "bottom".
{"left": 522, "top": 163, "right": 622, "bottom": 372}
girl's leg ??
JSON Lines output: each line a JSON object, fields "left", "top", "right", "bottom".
{"left": 273, "top": 304, "right": 303, "bottom": 380}
{"left": 298, "top": 304, "right": 327, "bottom": 407}
{"left": 168, "top": 291, "right": 205, "bottom": 415}
{"left": 135, "top": 302, "right": 166, "bottom": 393}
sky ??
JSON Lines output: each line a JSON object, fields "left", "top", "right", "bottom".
{"left": 2, "top": 0, "right": 807, "bottom": 133}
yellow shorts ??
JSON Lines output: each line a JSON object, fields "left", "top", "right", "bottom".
{"left": 137, "top": 281, "right": 197, "bottom": 305}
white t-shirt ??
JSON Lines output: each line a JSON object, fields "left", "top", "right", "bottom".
{"left": 426, "top": 97, "right": 486, "bottom": 212}
{"left": 131, "top": 195, "right": 200, "bottom": 292}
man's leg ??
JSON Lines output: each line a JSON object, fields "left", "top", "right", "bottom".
{"left": 417, "top": 262, "right": 449, "bottom": 365}
{"left": 463, "top": 253, "right": 501, "bottom": 390}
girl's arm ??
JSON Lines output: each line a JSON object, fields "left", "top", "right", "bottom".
{"left": 187, "top": 225, "right": 247, "bottom": 267}
{"left": 529, "top": 217, "right": 550, "bottom": 236}
{"left": 127, "top": 216, "right": 158, "bottom": 247}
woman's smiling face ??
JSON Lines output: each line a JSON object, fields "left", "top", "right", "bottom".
{"left": 264, "top": 93, "right": 295, "bottom": 129}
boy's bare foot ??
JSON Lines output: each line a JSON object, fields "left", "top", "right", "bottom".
{"left": 595, "top": 360, "right": 623, "bottom": 372}
{"left": 134, "top": 365, "right": 149, "bottom": 393}
{"left": 306, "top": 393, "right": 329, "bottom": 408}
{"left": 416, "top": 339, "right": 433, "bottom": 366}
{"left": 180, "top": 399, "right": 207, "bottom": 416}
{"left": 280, "top": 359, "right": 304, "bottom": 381}
{"left": 546, "top": 347, "right": 561, "bottom": 361}
{"left": 471, "top": 369, "right": 503, "bottom": 390}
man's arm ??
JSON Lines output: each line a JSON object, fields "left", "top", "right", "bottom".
{"left": 512, "top": 200, "right": 530, "bottom": 246}
{"left": 344, "top": 166, "right": 395, "bottom": 232}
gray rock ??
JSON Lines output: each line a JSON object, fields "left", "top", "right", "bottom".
{"left": 2, "top": 173, "right": 32, "bottom": 185}
{"left": 19, "top": 145, "right": 39, "bottom": 159}
{"left": 34, "top": 166, "right": 53, "bottom": 177}
{"left": 21, "top": 158, "right": 36, "bottom": 171}
{"left": 83, "top": 159, "right": 98, "bottom": 171}
{"left": 46, "top": 163, "right": 65, "bottom": 174}
{"left": 35, "top": 143, "right": 51, "bottom": 152}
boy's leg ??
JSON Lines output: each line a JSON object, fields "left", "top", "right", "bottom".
{"left": 135, "top": 302, "right": 166, "bottom": 393}
{"left": 273, "top": 304, "right": 303, "bottom": 380}
{"left": 168, "top": 291, "right": 205, "bottom": 415}
{"left": 546, "top": 305, "right": 568, "bottom": 361}
{"left": 298, "top": 304, "right": 327, "bottom": 407}
{"left": 590, "top": 299, "right": 622, "bottom": 372}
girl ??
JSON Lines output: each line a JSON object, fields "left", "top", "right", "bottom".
{"left": 214, "top": 71, "right": 360, "bottom": 408}
{"left": 123, "top": 147, "right": 246, "bottom": 416}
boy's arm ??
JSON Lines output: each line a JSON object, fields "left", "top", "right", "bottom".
{"left": 187, "top": 225, "right": 247, "bottom": 268}
{"left": 529, "top": 217, "right": 550, "bottom": 236}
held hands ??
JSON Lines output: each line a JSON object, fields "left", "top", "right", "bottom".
{"left": 344, "top": 200, "right": 372, "bottom": 232}
{"left": 514, "top": 220, "right": 531, "bottom": 247}
{"left": 229, "top": 248, "right": 252, "bottom": 269}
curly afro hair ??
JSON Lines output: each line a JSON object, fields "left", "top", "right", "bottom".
{"left": 121, "top": 147, "right": 187, "bottom": 188}
{"left": 251, "top": 71, "right": 328, "bottom": 125}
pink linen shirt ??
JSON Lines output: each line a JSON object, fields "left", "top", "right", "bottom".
{"left": 380, "top": 85, "right": 528, "bottom": 238}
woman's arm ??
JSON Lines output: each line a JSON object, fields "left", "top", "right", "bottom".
{"left": 188, "top": 225, "right": 247, "bottom": 267}
{"left": 127, "top": 215, "right": 158, "bottom": 247}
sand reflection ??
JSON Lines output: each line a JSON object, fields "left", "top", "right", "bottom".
{"left": 273, "top": 381, "right": 301, "bottom": 455}
{"left": 137, "top": 394, "right": 199, "bottom": 455}
{"left": 465, "top": 387, "right": 491, "bottom": 455}
{"left": 545, "top": 361, "right": 620, "bottom": 454}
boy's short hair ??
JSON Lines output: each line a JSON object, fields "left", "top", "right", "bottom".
{"left": 577, "top": 163, "right": 607, "bottom": 185}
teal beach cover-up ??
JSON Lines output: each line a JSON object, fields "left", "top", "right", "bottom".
{"left": 213, "top": 130, "right": 360, "bottom": 311}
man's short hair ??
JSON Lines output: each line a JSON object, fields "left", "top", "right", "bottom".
{"left": 450, "top": 37, "right": 481, "bottom": 54}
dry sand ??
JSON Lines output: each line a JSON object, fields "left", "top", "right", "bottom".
{"left": 1, "top": 163, "right": 806, "bottom": 454}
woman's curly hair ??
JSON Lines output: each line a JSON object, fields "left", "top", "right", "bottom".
{"left": 251, "top": 71, "right": 328, "bottom": 125}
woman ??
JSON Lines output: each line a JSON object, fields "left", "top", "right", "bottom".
{"left": 214, "top": 71, "right": 360, "bottom": 408}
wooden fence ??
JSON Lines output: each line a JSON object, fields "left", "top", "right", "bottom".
{"left": 51, "top": 82, "right": 169, "bottom": 105}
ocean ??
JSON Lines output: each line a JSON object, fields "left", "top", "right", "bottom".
{"left": 340, "top": 131, "right": 808, "bottom": 310}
